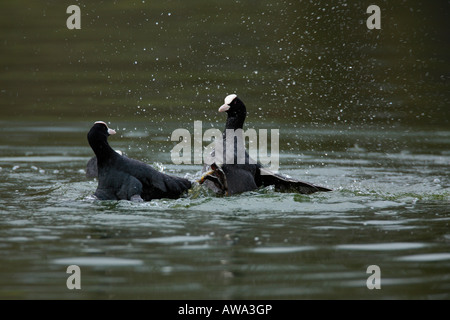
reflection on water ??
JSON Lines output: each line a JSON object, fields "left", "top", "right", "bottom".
{"left": 0, "top": 0, "right": 449, "bottom": 300}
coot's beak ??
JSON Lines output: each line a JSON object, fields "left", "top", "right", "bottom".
{"left": 218, "top": 104, "right": 230, "bottom": 112}
{"left": 108, "top": 128, "right": 116, "bottom": 135}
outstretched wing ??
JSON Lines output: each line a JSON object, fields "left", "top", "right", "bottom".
{"left": 256, "top": 167, "right": 332, "bottom": 194}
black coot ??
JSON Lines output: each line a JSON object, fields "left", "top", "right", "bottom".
{"left": 199, "top": 95, "right": 332, "bottom": 195}
{"left": 87, "top": 121, "right": 191, "bottom": 201}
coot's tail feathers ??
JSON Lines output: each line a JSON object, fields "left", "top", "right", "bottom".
{"left": 314, "top": 185, "right": 333, "bottom": 192}
{"left": 162, "top": 175, "right": 192, "bottom": 198}
{"left": 257, "top": 167, "right": 332, "bottom": 194}
{"left": 115, "top": 156, "right": 191, "bottom": 200}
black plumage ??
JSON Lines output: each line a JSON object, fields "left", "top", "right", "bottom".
{"left": 199, "top": 95, "right": 332, "bottom": 195}
{"left": 85, "top": 156, "right": 98, "bottom": 179}
{"left": 86, "top": 150, "right": 124, "bottom": 179}
{"left": 87, "top": 121, "right": 191, "bottom": 201}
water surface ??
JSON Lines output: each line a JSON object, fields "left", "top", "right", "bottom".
{"left": 0, "top": 121, "right": 448, "bottom": 299}
{"left": 0, "top": 0, "right": 449, "bottom": 299}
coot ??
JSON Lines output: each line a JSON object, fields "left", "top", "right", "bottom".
{"left": 87, "top": 121, "right": 191, "bottom": 201}
{"left": 199, "top": 95, "right": 332, "bottom": 195}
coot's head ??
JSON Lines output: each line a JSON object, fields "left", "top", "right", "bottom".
{"left": 87, "top": 121, "right": 117, "bottom": 157}
{"left": 218, "top": 94, "right": 247, "bottom": 129}
{"left": 88, "top": 121, "right": 116, "bottom": 139}
{"left": 219, "top": 94, "right": 246, "bottom": 115}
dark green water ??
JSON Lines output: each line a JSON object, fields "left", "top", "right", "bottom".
{"left": 0, "top": 1, "right": 449, "bottom": 299}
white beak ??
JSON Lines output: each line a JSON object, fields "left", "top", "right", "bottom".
{"left": 218, "top": 104, "right": 230, "bottom": 112}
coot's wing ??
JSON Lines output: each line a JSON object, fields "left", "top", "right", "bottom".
{"left": 153, "top": 172, "right": 192, "bottom": 199}
{"left": 86, "top": 150, "right": 124, "bottom": 179}
{"left": 119, "top": 157, "right": 191, "bottom": 200}
{"left": 221, "top": 164, "right": 258, "bottom": 195}
{"left": 257, "top": 167, "right": 332, "bottom": 194}
{"left": 86, "top": 156, "right": 98, "bottom": 178}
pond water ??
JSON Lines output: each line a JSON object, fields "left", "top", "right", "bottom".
{"left": 0, "top": 1, "right": 449, "bottom": 299}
